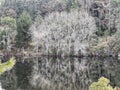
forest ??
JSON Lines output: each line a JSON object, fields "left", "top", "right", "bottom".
{"left": 0, "top": 0, "right": 120, "bottom": 90}
{"left": 0, "top": 0, "right": 120, "bottom": 57}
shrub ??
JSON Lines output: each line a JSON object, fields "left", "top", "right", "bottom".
{"left": 0, "top": 16, "right": 17, "bottom": 50}
{"left": 90, "top": 35, "right": 120, "bottom": 56}
{"left": 89, "top": 77, "right": 120, "bottom": 90}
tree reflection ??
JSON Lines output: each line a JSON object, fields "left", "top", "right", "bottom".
{"left": 0, "top": 57, "right": 120, "bottom": 90}
{"left": 31, "top": 57, "right": 120, "bottom": 90}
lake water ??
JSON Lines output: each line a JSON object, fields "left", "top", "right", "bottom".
{"left": 0, "top": 57, "right": 120, "bottom": 90}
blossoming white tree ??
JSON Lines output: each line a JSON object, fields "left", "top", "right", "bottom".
{"left": 31, "top": 10, "right": 97, "bottom": 56}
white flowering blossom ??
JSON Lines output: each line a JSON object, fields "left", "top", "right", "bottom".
{"left": 31, "top": 10, "right": 97, "bottom": 56}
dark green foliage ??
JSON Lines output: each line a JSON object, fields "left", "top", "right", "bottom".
{"left": 16, "top": 11, "right": 32, "bottom": 48}
{"left": 0, "top": 31, "right": 6, "bottom": 49}
{"left": 66, "top": 0, "right": 78, "bottom": 12}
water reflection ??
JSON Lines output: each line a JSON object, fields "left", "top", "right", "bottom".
{"left": 0, "top": 57, "right": 120, "bottom": 90}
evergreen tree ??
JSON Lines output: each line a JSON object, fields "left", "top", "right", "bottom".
{"left": 16, "top": 11, "right": 32, "bottom": 48}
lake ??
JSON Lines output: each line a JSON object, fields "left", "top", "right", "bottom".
{"left": 0, "top": 57, "right": 120, "bottom": 90}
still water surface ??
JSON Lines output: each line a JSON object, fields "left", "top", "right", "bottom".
{"left": 0, "top": 57, "right": 120, "bottom": 90}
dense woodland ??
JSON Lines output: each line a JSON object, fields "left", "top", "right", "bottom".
{"left": 0, "top": 1, "right": 120, "bottom": 89}
{"left": 0, "top": 0, "right": 120, "bottom": 57}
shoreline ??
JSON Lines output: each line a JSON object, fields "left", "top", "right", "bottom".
{"left": 0, "top": 50, "right": 119, "bottom": 58}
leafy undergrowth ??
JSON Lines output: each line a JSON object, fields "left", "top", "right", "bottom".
{"left": 89, "top": 77, "right": 120, "bottom": 90}
{"left": 0, "top": 57, "right": 16, "bottom": 74}
{"left": 90, "top": 34, "right": 120, "bottom": 56}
